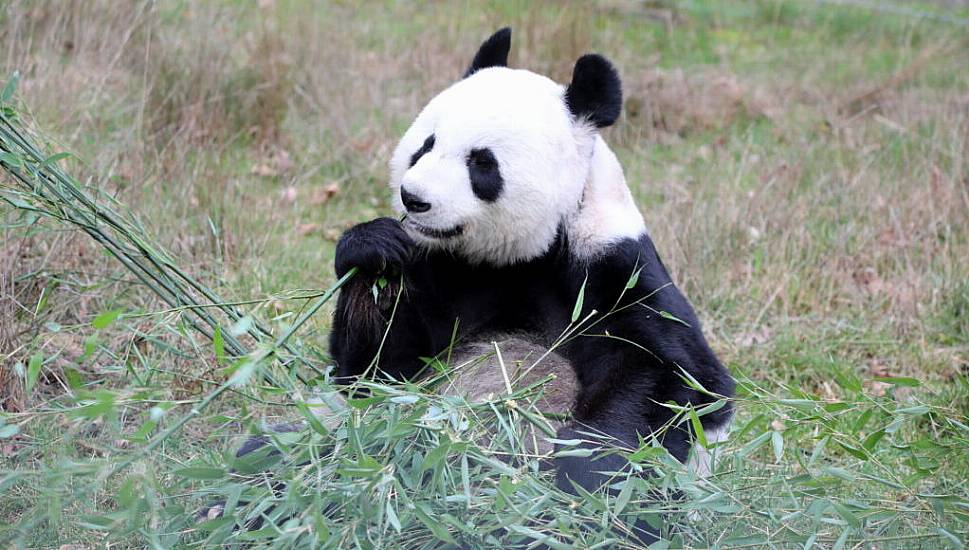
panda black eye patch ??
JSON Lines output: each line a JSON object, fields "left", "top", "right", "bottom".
{"left": 466, "top": 148, "right": 503, "bottom": 202}
{"left": 409, "top": 134, "right": 435, "bottom": 168}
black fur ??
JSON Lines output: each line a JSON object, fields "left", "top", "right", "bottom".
{"left": 331, "top": 220, "right": 734, "bottom": 491}
{"left": 333, "top": 217, "right": 413, "bottom": 279}
{"left": 409, "top": 134, "right": 435, "bottom": 168}
{"left": 466, "top": 148, "right": 503, "bottom": 202}
{"left": 464, "top": 27, "right": 512, "bottom": 78}
{"left": 565, "top": 54, "right": 623, "bottom": 128}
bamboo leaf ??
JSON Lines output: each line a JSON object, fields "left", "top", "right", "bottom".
{"left": 659, "top": 309, "right": 691, "bottom": 327}
{"left": 420, "top": 441, "right": 451, "bottom": 472}
{"left": 808, "top": 435, "right": 829, "bottom": 467}
{"left": 571, "top": 273, "right": 588, "bottom": 323}
{"left": 385, "top": 499, "right": 401, "bottom": 532}
{"left": 92, "top": 309, "right": 122, "bottom": 330}
{"left": 26, "top": 352, "right": 43, "bottom": 393}
{"left": 822, "top": 466, "right": 856, "bottom": 481}
{"left": 414, "top": 502, "right": 456, "bottom": 544}
{"left": 624, "top": 266, "right": 642, "bottom": 290}
{"left": 174, "top": 467, "right": 225, "bottom": 480}
{"left": 1, "top": 71, "right": 19, "bottom": 103}
{"left": 739, "top": 431, "right": 771, "bottom": 457}
{"left": 40, "top": 152, "right": 72, "bottom": 169}
{"left": 771, "top": 430, "right": 784, "bottom": 462}
{"left": 832, "top": 528, "right": 851, "bottom": 550}
{"left": 689, "top": 409, "right": 708, "bottom": 448}
{"left": 213, "top": 326, "right": 225, "bottom": 364}
{"left": 0, "top": 151, "right": 22, "bottom": 168}
{"left": 228, "top": 358, "right": 257, "bottom": 386}
{"left": 613, "top": 477, "right": 634, "bottom": 516}
{"left": 873, "top": 376, "right": 921, "bottom": 387}
{"left": 862, "top": 429, "right": 886, "bottom": 452}
{"left": 859, "top": 473, "right": 904, "bottom": 489}
{"left": 831, "top": 502, "right": 860, "bottom": 528}
{"left": 296, "top": 401, "right": 330, "bottom": 436}
{"left": 937, "top": 527, "right": 964, "bottom": 549}
{"left": 896, "top": 405, "right": 930, "bottom": 416}
{"left": 554, "top": 447, "right": 595, "bottom": 458}
{"left": 229, "top": 316, "right": 253, "bottom": 337}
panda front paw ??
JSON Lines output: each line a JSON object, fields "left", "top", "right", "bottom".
{"left": 334, "top": 217, "right": 414, "bottom": 278}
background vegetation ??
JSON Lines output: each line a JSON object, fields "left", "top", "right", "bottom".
{"left": 1, "top": 0, "right": 968, "bottom": 548}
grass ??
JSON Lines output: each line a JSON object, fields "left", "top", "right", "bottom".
{"left": 1, "top": 0, "right": 968, "bottom": 547}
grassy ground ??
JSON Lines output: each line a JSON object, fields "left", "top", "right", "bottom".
{"left": 1, "top": 0, "right": 968, "bottom": 548}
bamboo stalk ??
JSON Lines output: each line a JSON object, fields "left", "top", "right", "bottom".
{"left": 0, "top": 93, "right": 344, "bottom": 388}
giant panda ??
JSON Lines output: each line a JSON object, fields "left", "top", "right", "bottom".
{"left": 230, "top": 28, "right": 735, "bottom": 542}
{"left": 331, "top": 27, "right": 734, "bottom": 490}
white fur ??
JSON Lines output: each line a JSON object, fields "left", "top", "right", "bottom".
{"left": 566, "top": 136, "right": 646, "bottom": 259}
{"left": 687, "top": 426, "right": 729, "bottom": 478}
{"left": 389, "top": 67, "right": 645, "bottom": 266}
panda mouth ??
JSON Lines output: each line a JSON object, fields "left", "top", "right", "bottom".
{"left": 404, "top": 218, "right": 464, "bottom": 239}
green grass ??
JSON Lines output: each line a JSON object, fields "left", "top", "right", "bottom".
{"left": 2, "top": 0, "right": 969, "bottom": 548}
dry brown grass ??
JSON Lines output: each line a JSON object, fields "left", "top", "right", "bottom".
{"left": 1, "top": 0, "right": 968, "bottom": 398}
{"left": 625, "top": 67, "right": 779, "bottom": 141}
{"left": 3, "top": 2, "right": 969, "bottom": 547}
{"left": 0, "top": 230, "right": 110, "bottom": 411}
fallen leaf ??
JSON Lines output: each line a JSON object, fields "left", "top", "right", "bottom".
{"left": 0, "top": 442, "right": 19, "bottom": 457}
{"left": 250, "top": 149, "right": 292, "bottom": 178}
{"left": 748, "top": 226, "right": 762, "bottom": 243}
{"left": 853, "top": 266, "right": 892, "bottom": 295}
{"left": 297, "top": 223, "right": 320, "bottom": 236}
{"left": 311, "top": 182, "right": 341, "bottom": 206}
{"left": 735, "top": 325, "right": 770, "bottom": 347}
{"left": 867, "top": 358, "right": 890, "bottom": 378}
{"left": 819, "top": 381, "right": 838, "bottom": 401}
{"left": 868, "top": 380, "right": 889, "bottom": 398}
{"left": 251, "top": 163, "right": 276, "bottom": 177}
{"left": 273, "top": 149, "right": 293, "bottom": 174}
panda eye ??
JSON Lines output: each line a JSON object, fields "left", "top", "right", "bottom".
{"left": 468, "top": 148, "right": 497, "bottom": 169}
{"left": 409, "top": 134, "right": 435, "bottom": 168}
{"left": 466, "top": 148, "right": 503, "bottom": 202}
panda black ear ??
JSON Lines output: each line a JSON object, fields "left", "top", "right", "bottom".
{"left": 565, "top": 54, "right": 623, "bottom": 128}
{"left": 464, "top": 27, "right": 512, "bottom": 78}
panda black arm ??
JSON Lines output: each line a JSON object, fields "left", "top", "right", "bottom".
{"left": 622, "top": 234, "right": 735, "bottom": 403}
{"left": 330, "top": 218, "right": 436, "bottom": 383}
{"left": 555, "top": 234, "right": 734, "bottom": 491}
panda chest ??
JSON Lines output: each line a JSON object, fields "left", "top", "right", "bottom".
{"left": 407, "top": 254, "right": 573, "bottom": 338}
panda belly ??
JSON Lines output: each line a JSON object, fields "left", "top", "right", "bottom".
{"left": 435, "top": 336, "right": 575, "bottom": 456}
{"left": 305, "top": 336, "right": 721, "bottom": 477}
{"left": 304, "top": 336, "right": 576, "bottom": 456}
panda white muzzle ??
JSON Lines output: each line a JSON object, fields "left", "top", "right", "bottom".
{"left": 403, "top": 217, "right": 464, "bottom": 239}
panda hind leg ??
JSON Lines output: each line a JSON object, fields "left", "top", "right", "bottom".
{"left": 197, "top": 422, "right": 304, "bottom": 525}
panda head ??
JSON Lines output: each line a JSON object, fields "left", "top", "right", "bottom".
{"left": 389, "top": 28, "right": 623, "bottom": 265}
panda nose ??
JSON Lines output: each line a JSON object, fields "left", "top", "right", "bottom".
{"left": 400, "top": 187, "right": 431, "bottom": 213}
